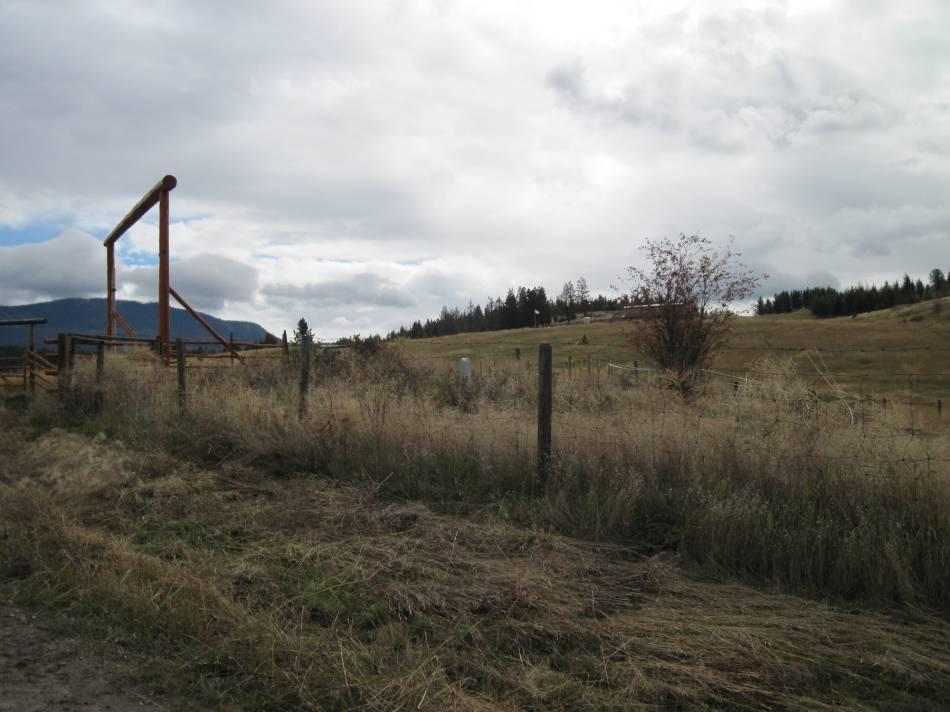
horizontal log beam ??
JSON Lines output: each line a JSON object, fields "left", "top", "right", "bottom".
{"left": 180, "top": 339, "right": 275, "bottom": 348}
{"left": 43, "top": 334, "right": 156, "bottom": 345}
{"left": 0, "top": 318, "right": 48, "bottom": 326}
{"left": 103, "top": 175, "right": 177, "bottom": 246}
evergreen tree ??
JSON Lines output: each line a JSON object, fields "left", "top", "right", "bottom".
{"left": 293, "top": 318, "right": 314, "bottom": 344}
{"left": 931, "top": 269, "right": 946, "bottom": 295}
{"left": 575, "top": 277, "right": 590, "bottom": 315}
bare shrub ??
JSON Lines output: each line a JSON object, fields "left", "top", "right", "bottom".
{"left": 622, "top": 233, "right": 765, "bottom": 393}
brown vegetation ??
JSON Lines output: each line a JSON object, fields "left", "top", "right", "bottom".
{"left": 2, "top": 341, "right": 950, "bottom": 709}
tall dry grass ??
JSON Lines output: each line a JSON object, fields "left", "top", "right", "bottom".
{"left": 5, "top": 426, "right": 948, "bottom": 710}
{"left": 37, "top": 346, "right": 950, "bottom": 609}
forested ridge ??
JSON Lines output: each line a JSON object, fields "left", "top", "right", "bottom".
{"left": 757, "top": 269, "right": 948, "bottom": 318}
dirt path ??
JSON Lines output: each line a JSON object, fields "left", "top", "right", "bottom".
{"left": 0, "top": 605, "right": 165, "bottom": 712}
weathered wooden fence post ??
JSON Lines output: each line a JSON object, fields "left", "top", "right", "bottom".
{"left": 229, "top": 332, "right": 235, "bottom": 366}
{"left": 27, "top": 323, "right": 35, "bottom": 393}
{"left": 515, "top": 348, "right": 521, "bottom": 363}
{"left": 94, "top": 341, "right": 105, "bottom": 413}
{"left": 62, "top": 334, "right": 76, "bottom": 405}
{"left": 176, "top": 338, "right": 186, "bottom": 415}
{"left": 56, "top": 333, "right": 67, "bottom": 397}
{"left": 298, "top": 333, "right": 311, "bottom": 420}
{"left": 281, "top": 330, "right": 289, "bottom": 364}
{"left": 537, "top": 343, "right": 553, "bottom": 488}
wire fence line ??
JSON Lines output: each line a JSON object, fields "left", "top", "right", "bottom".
{"left": 384, "top": 336, "right": 950, "bottom": 353}
{"left": 48, "top": 335, "right": 950, "bottom": 483}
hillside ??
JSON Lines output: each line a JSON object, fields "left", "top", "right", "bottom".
{"left": 853, "top": 295, "right": 950, "bottom": 323}
{"left": 0, "top": 298, "right": 272, "bottom": 347}
{"left": 396, "top": 300, "right": 950, "bottom": 403}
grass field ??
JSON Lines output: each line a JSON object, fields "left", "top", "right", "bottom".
{"left": 2, "top": 302, "right": 950, "bottom": 709}
{"left": 3, "top": 423, "right": 949, "bottom": 710}
{"left": 394, "top": 298, "right": 950, "bottom": 409}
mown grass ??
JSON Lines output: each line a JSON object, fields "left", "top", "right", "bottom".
{"left": 2, "top": 424, "right": 950, "bottom": 710}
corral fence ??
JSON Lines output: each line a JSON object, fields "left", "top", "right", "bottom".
{"left": 47, "top": 331, "right": 292, "bottom": 400}
{"left": 0, "top": 318, "right": 58, "bottom": 393}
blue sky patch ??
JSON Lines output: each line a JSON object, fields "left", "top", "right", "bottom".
{"left": 0, "top": 219, "right": 68, "bottom": 246}
{"left": 119, "top": 250, "right": 160, "bottom": 266}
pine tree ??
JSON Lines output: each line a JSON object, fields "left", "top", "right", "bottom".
{"left": 930, "top": 269, "right": 946, "bottom": 295}
{"left": 575, "top": 277, "right": 590, "bottom": 315}
{"left": 293, "top": 318, "right": 314, "bottom": 344}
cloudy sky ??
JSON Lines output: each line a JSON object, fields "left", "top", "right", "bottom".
{"left": 2, "top": 0, "right": 948, "bottom": 337}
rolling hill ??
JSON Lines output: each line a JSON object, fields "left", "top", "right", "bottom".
{"left": 396, "top": 299, "right": 950, "bottom": 403}
{"left": 0, "top": 298, "right": 272, "bottom": 347}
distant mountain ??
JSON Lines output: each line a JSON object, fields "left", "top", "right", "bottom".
{"left": 0, "top": 298, "right": 273, "bottom": 347}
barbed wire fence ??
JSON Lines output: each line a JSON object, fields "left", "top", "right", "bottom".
{"left": 48, "top": 334, "right": 950, "bottom": 481}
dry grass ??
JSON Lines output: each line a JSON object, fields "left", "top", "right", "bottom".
{"left": 396, "top": 303, "right": 950, "bottom": 403}
{"left": 20, "top": 346, "right": 950, "bottom": 609}
{"left": 2, "top": 338, "right": 950, "bottom": 708}
{"left": 2, "top": 424, "right": 950, "bottom": 710}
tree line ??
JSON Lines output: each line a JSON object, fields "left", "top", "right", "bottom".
{"left": 388, "top": 278, "right": 623, "bottom": 339}
{"left": 757, "top": 269, "right": 949, "bottom": 318}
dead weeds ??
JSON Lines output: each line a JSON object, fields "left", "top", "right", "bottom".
{"left": 2, "top": 426, "right": 950, "bottom": 710}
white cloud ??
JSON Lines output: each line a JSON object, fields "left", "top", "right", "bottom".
{"left": 0, "top": 230, "right": 102, "bottom": 302}
{"left": 123, "top": 253, "right": 259, "bottom": 312}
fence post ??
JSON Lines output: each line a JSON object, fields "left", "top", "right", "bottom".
{"left": 27, "top": 323, "right": 35, "bottom": 394}
{"left": 230, "top": 332, "right": 235, "bottom": 366}
{"left": 908, "top": 376, "right": 915, "bottom": 436}
{"left": 298, "top": 333, "right": 311, "bottom": 420}
{"left": 281, "top": 330, "right": 289, "bottom": 363}
{"left": 60, "top": 334, "right": 75, "bottom": 405}
{"left": 94, "top": 341, "right": 105, "bottom": 413}
{"left": 459, "top": 357, "right": 472, "bottom": 383}
{"left": 537, "top": 343, "right": 553, "bottom": 488}
{"left": 56, "top": 333, "right": 67, "bottom": 396}
{"left": 176, "top": 338, "right": 186, "bottom": 415}
{"left": 515, "top": 348, "right": 521, "bottom": 363}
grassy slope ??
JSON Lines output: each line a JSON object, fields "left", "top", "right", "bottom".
{"left": 2, "top": 425, "right": 949, "bottom": 711}
{"left": 396, "top": 299, "right": 950, "bottom": 402}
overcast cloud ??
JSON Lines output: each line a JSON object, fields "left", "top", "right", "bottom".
{"left": 1, "top": 0, "right": 949, "bottom": 336}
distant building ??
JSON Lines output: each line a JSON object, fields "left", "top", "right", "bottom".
{"left": 621, "top": 303, "right": 686, "bottom": 319}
